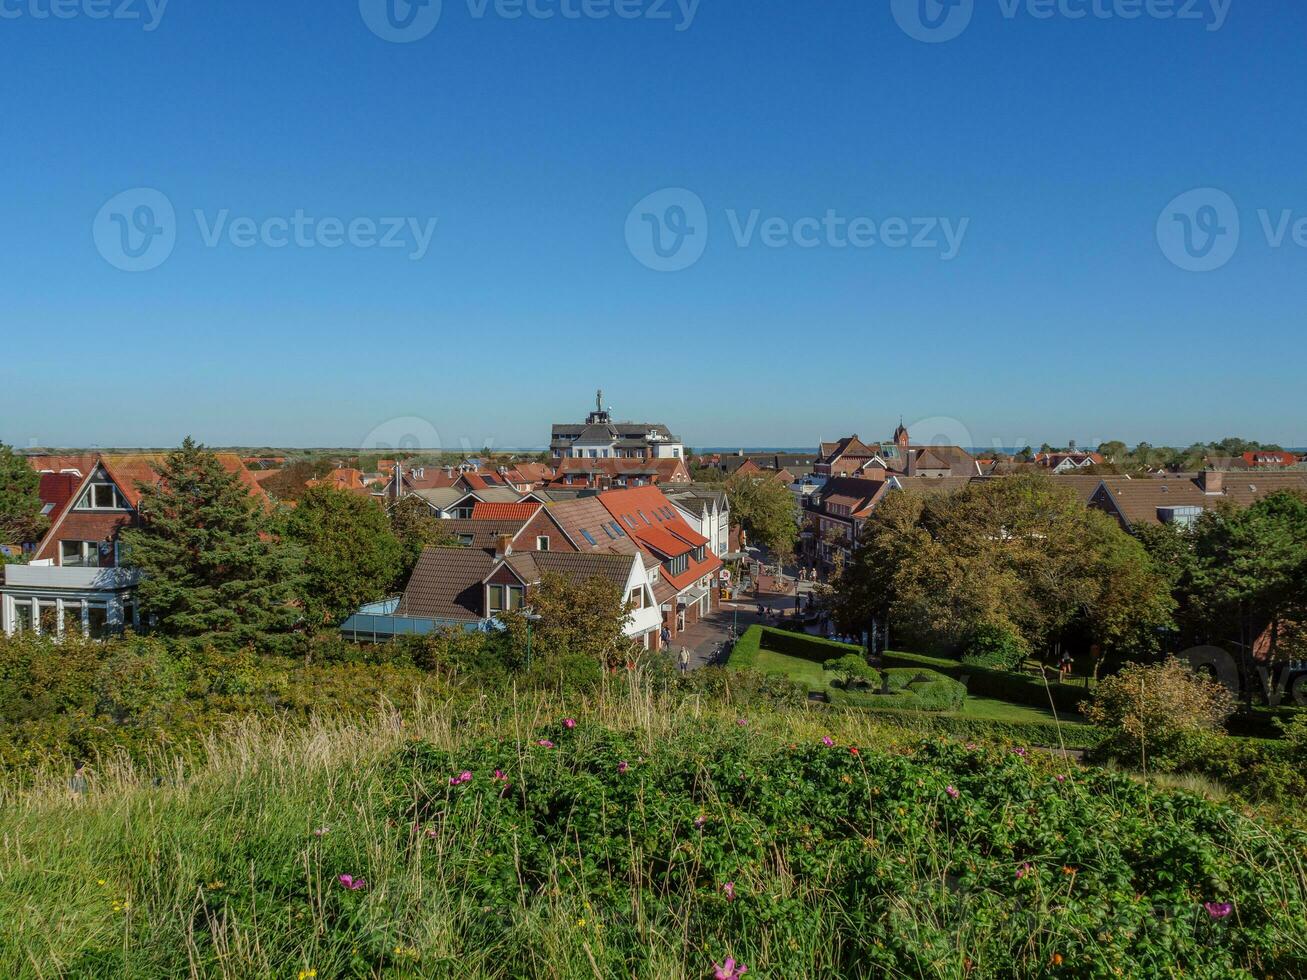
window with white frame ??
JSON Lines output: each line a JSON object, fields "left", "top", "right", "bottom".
{"left": 78, "top": 481, "right": 126, "bottom": 510}
{"left": 537, "top": 536, "right": 550, "bottom": 551}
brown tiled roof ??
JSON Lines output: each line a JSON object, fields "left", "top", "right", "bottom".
{"left": 502, "top": 551, "right": 634, "bottom": 592}
{"left": 1098, "top": 473, "right": 1307, "bottom": 528}
{"left": 396, "top": 547, "right": 494, "bottom": 622}
{"left": 544, "top": 497, "right": 641, "bottom": 557}
{"left": 891, "top": 475, "right": 981, "bottom": 496}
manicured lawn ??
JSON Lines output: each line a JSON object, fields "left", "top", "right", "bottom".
{"left": 739, "top": 645, "right": 1089, "bottom": 725}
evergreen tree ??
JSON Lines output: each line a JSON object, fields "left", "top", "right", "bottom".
{"left": 121, "top": 438, "right": 301, "bottom": 648}
{"left": 285, "top": 485, "right": 404, "bottom": 628}
{"left": 0, "top": 442, "right": 47, "bottom": 546}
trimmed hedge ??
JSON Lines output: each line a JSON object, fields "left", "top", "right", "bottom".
{"left": 729, "top": 626, "right": 863, "bottom": 668}
{"left": 883, "top": 650, "right": 1090, "bottom": 715}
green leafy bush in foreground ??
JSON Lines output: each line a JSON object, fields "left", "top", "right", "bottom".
{"left": 4, "top": 697, "right": 1302, "bottom": 979}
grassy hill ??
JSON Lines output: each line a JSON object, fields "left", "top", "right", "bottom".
{"left": 1, "top": 675, "right": 1303, "bottom": 979}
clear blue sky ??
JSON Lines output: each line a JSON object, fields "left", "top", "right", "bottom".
{"left": 3, "top": 0, "right": 1304, "bottom": 452}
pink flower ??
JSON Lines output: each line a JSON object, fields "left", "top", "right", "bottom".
{"left": 964, "top": 743, "right": 976, "bottom": 751}
{"left": 736, "top": 718, "right": 748, "bottom": 727}
{"left": 312, "top": 827, "right": 330, "bottom": 837}
{"left": 1016, "top": 863, "right": 1032, "bottom": 880}
{"left": 564, "top": 718, "right": 576, "bottom": 729}
{"left": 945, "top": 785, "right": 959, "bottom": 799}
{"left": 694, "top": 815, "right": 707, "bottom": 830}
{"left": 492, "top": 769, "right": 508, "bottom": 783}
{"left": 1204, "top": 901, "right": 1233, "bottom": 920}
{"left": 424, "top": 827, "right": 437, "bottom": 839}
{"left": 1013, "top": 747, "right": 1028, "bottom": 758}
{"left": 618, "top": 761, "right": 630, "bottom": 773}
{"left": 337, "top": 874, "right": 366, "bottom": 891}
{"left": 448, "top": 771, "right": 472, "bottom": 786}
{"left": 821, "top": 735, "right": 834, "bottom": 747}
{"left": 1054, "top": 774, "right": 1067, "bottom": 783}
{"left": 537, "top": 739, "right": 555, "bottom": 749}
{"left": 722, "top": 881, "right": 735, "bottom": 901}
{"left": 713, "top": 957, "right": 747, "bottom": 980}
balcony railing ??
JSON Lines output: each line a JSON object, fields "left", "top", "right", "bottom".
{"left": 2, "top": 565, "right": 140, "bottom": 590}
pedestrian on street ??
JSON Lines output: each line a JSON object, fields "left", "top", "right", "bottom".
{"left": 679, "top": 647, "right": 690, "bottom": 674}
{"left": 660, "top": 625, "right": 671, "bottom": 649}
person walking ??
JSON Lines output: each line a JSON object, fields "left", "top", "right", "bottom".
{"left": 69, "top": 760, "right": 89, "bottom": 801}
{"left": 660, "top": 625, "right": 671, "bottom": 649}
{"left": 678, "top": 646, "right": 690, "bottom": 674}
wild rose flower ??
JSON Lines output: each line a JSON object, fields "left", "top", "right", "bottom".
{"left": 449, "top": 771, "right": 472, "bottom": 786}
{"left": 1013, "top": 747, "right": 1028, "bottom": 758}
{"left": 492, "top": 769, "right": 508, "bottom": 783}
{"left": 849, "top": 746, "right": 859, "bottom": 756}
{"left": 564, "top": 718, "right": 576, "bottom": 729}
{"left": 1016, "top": 863, "right": 1032, "bottom": 880}
{"left": 722, "top": 881, "right": 735, "bottom": 901}
{"left": 713, "top": 957, "right": 747, "bottom": 980}
{"left": 618, "top": 761, "right": 630, "bottom": 773}
{"left": 1204, "top": 901, "right": 1233, "bottom": 920}
{"left": 736, "top": 718, "right": 748, "bottom": 727}
{"left": 694, "top": 815, "right": 707, "bottom": 830}
{"left": 312, "top": 827, "right": 330, "bottom": 838}
{"left": 537, "top": 739, "right": 555, "bottom": 749}
{"left": 821, "top": 736, "right": 834, "bottom": 747}
{"left": 964, "top": 743, "right": 976, "bottom": 751}
{"left": 337, "top": 874, "right": 366, "bottom": 891}
{"left": 945, "top": 785, "right": 959, "bottom": 799}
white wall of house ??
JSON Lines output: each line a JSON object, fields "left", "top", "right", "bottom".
{"left": 622, "top": 559, "right": 663, "bottom": 644}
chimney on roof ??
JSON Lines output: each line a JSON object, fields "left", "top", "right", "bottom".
{"left": 1199, "top": 470, "right": 1223, "bottom": 495}
{"left": 906, "top": 448, "right": 918, "bottom": 477}
{"left": 494, "top": 533, "right": 514, "bottom": 559}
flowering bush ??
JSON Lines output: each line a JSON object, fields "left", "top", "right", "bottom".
{"left": 372, "top": 720, "right": 1306, "bottom": 977}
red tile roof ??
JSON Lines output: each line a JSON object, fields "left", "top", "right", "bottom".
{"left": 470, "top": 501, "right": 543, "bottom": 522}
{"left": 595, "top": 486, "right": 720, "bottom": 591}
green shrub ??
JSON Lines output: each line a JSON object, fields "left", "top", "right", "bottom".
{"left": 822, "top": 653, "right": 879, "bottom": 690}
{"left": 883, "top": 650, "right": 1088, "bottom": 714}
{"left": 754, "top": 626, "right": 863, "bottom": 664}
{"left": 961, "top": 621, "right": 1029, "bottom": 671}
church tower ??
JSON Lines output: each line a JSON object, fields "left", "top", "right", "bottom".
{"left": 893, "top": 417, "right": 910, "bottom": 449}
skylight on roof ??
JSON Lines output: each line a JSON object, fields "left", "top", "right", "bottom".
{"left": 601, "top": 524, "right": 615, "bottom": 539}
{"left": 611, "top": 522, "right": 626, "bottom": 537}
{"left": 580, "top": 529, "right": 597, "bottom": 545}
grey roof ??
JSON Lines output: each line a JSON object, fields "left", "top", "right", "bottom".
{"left": 412, "top": 487, "right": 466, "bottom": 509}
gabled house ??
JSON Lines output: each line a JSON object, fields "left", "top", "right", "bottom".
{"left": 802, "top": 476, "right": 890, "bottom": 573}
{"left": 550, "top": 391, "right": 685, "bottom": 461}
{"left": 344, "top": 538, "right": 661, "bottom": 647}
{"left": 663, "top": 484, "right": 732, "bottom": 558}
{"left": 1033, "top": 451, "right": 1104, "bottom": 473}
{"left": 2, "top": 453, "right": 266, "bottom": 638}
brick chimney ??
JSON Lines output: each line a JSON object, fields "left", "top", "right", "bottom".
{"left": 905, "top": 448, "right": 918, "bottom": 477}
{"left": 494, "top": 533, "right": 514, "bottom": 559}
{"left": 1199, "top": 470, "right": 1223, "bottom": 494}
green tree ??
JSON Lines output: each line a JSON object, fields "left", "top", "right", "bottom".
{"left": 726, "top": 472, "right": 797, "bottom": 566}
{"left": 832, "top": 472, "right": 1173, "bottom": 661}
{"left": 823, "top": 653, "right": 879, "bottom": 689}
{"left": 284, "top": 485, "right": 404, "bottom": 630}
{"left": 501, "top": 572, "right": 633, "bottom": 671}
{"left": 121, "top": 438, "right": 301, "bottom": 649}
{"left": 0, "top": 442, "right": 46, "bottom": 546}
{"left": 389, "top": 495, "right": 458, "bottom": 571}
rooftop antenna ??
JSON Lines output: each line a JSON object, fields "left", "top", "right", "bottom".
{"left": 596, "top": 388, "right": 603, "bottom": 414}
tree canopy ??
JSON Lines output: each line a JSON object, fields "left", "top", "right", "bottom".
{"left": 283, "top": 485, "right": 404, "bottom": 630}
{"left": 831, "top": 472, "right": 1174, "bottom": 659}
{"left": 726, "top": 472, "right": 797, "bottom": 564}
{"left": 121, "top": 438, "right": 301, "bottom": 649}
{"left": 0, "top": 442, "right": 46, "bottom": 547}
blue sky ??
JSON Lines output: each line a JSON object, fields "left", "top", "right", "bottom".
{"left": 2, "top": 0, "right": 1304, "bottom": 452}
